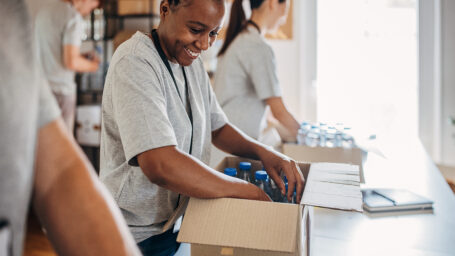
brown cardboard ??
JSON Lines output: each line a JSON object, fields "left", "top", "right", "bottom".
{"left": 282, "top": 143, "right": 365, "bottom": 183}
{"left": 178, "top": 198, "right": 301, "bottom": 255}
{"left": 177, "top": 157, "right": 362, "bottom": 256}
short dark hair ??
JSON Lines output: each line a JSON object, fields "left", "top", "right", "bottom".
{"left": 164, "top": 0, "right": 223, "bottom": 9}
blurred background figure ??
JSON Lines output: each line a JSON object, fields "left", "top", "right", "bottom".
{"left": 214, "top": 0, "right": 300, "bottom": 146}
{"left": 35, "top": 0, "right": 101, "bottom": 133}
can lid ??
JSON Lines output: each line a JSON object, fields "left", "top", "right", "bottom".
{"left": 238, "top": 162, "right": 251, "bottom": 170}
{"left": 255, "top": 170, "right": 268, "bottom": 180}
{"left": 224, "top": 168, "right": 237, "bottom": 177}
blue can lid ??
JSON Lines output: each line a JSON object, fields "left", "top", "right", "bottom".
{"left": 238, "top": 162, "right": 251, "bottom": 171}
{"left": 255, "top": 170, "right": 268, "bottom": 181}
{"left": 224, "top": 168, "right": 237, "bottom": 177}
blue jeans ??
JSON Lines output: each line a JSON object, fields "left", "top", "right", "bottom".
{"left": 137, "top": 229, "right": 180, "bottom": 256}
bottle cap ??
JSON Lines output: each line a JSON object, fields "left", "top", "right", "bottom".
{"left": 239, "top": 162, "right": 251, "bottom": 171}
{"left": 255, "top": 170, "right": 268, "bottom": 181}
{"left": 224, "top": 168, "right": 237, "bottom": 177}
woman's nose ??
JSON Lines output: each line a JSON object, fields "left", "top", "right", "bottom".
{"left": 196, "top": 34, "right": 210, "bottom": 51}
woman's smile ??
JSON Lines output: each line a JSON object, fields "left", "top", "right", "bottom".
{"left": 184, "top": 46, "right": 200, "bottom": 59}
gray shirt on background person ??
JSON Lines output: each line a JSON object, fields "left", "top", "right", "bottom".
{"left": 0, "top": 1, "right": 61, "bottom": 255}
{"left": 99, "top": 32, "right": 228, "bottom": 242}
{"left": 35, "top": 0, "right": 84, "bottom": 95}
{"left": 214, "top": 26, "right": 282, "bottom": 139}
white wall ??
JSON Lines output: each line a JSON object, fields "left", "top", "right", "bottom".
{"left": 419, "top": 0, "right": 455, "bottom": 166}
{"left": 441, "top": 0, "right": 455, "bottom": 166}
{"left": 268, "top": 0, "right": 317, "bottom": 123}
{"left": 418, "top": 0, "right": 441, "bottom": 161}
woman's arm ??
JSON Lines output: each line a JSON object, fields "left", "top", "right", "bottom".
{"left": 33, "top": 119, "right": 141, "bottom": 256}
{"left": 265, "top": 97, "right": 300, "bottom": 138}
{"left": 137, "top": 146, "right": 271, "bottom": 201}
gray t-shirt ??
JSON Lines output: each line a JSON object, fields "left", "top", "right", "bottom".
{"left": 0, "top": 1, "right": 61, "bottom": 255}
{"left": 100, "top": 32, "right": 228, "bottom": 242}
{"left": 35, "top": 0, "right": 84, "bottom": 95}
{"left": 214, "top": 26, "right": 281, "bottom": 139}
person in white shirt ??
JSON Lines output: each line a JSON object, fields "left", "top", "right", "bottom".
{"left": 214, "top": 0, "right": 300, "bottom": 143}
{"left": 0, "top": 1, "right": 141, "bottom": 255}
{"left": 35, "top": 0, "right": 100, "bottom": 133}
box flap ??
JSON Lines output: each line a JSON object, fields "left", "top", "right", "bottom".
{"left": 282, "top": 144, "right": 365, "bottom": 183}
{"left": 282, "top": 144, "right": 363, "bottom": 167}
{"left": 300, "top": 162, "right": 363, "bottom": 212}
{"left": 177, "top": 198, "right": 299, "bottom": 253}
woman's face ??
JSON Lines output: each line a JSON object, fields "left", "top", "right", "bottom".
{"left": 159, "top": 0, "right": 225, "bottom": 66}
{"left": 269, "top": 0, "right": 290, "bottom": 33}
{"left": 76, "top": 0, "right": 100, "bottom": 16}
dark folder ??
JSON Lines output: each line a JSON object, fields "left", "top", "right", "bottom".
{"left": 362, "top": 188, "right": 434, "bottom": 213}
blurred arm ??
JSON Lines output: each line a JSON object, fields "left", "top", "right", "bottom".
{"left": 33, "top": 119, "right": 141, "bottom": 256}
{"left": 265, "top": 97, "right": 300, "bottom": 138}
{"left": 63, "top": 45, "right": 99, "bottom": 72}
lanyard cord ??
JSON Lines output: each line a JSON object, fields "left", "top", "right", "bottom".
{"left": 151, "top": 29, "right": 193, "bottom": 155}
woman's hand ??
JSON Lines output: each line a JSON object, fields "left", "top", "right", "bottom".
{"left": 257, "top": 147, "right": 305, "bottom": 203}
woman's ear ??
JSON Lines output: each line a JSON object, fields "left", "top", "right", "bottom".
{"left": 160, "top": 0, "right": 170, "bottom": 20}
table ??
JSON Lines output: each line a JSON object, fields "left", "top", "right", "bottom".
{"left": 310, "top": 138, "right": 455, "bottom": 255}
{"left": 176, "top": 138, "right": 455, "bottom": 255}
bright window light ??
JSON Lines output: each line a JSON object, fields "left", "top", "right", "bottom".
{"left": 316, "top": 0, "right": 418, "bottom": 141}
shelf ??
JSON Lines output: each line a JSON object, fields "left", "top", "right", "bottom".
{"left": 105, "top": 13, "right": 158, "bottom": 19}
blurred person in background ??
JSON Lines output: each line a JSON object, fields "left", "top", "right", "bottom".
{"left": 35, "top": 0, "right": 100, "bottom": 133}
{"left": 0, "top": 1, "right": 141, "bottom": 255}
{"left": 214, "top": 0, "right": 300, "bottom": 145}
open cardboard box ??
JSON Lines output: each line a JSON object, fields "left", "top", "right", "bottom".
{"left": 176, "top": 157, "right": 363, "bottom": 256}
{"left": 281, "top": 143, "right": 367, "bottom": 183}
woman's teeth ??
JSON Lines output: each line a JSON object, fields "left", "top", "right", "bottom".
{"left": 185, "top": 47, "right": 199, "bottom": 57}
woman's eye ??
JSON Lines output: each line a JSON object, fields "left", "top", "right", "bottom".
{"left": 190, "top": 28, "right": 202, "bottom": 34}
{"left": 209, "top": 31, "right": 219, "bottom": 37}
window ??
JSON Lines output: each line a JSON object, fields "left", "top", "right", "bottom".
{"left": 316, "top": 0, "right": 418, "bottom": 141}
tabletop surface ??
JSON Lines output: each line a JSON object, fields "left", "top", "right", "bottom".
{"left": 310, "top": 138, "right": 455, "bottom": 256}
{"left": 176, "top": 138, "right": 455, "bottom": 256}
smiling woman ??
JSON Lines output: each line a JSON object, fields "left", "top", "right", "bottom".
{"left": 157, "top": 0, "right": 225, "bottom": 66}
{"left": 99, "top": 0, "right": 304, "bottom": 255}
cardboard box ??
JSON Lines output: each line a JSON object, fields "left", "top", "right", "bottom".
{"left": 282, "top": 144, "right": 366, "bottom": 183}
{"left": 176, "top": 157, "right": 363, "bottom": 256}
{"left": 117, "top": 0, "right": 152, "bottom": 15}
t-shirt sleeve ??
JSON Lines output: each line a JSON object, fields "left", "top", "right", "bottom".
{"left": 37, "top": 76, "right": 61, "bottom": 128}
{"left": 62, "top": 14, "right": 83, "bottom": 46}
{"left": 111, "top": 56, "right": 178, "bottom": 166}
{"left": 244, "top": 43, "right": 282, "bottom": 100}
{"left": 208, "top": 79, "right": 229, "bottom": 131}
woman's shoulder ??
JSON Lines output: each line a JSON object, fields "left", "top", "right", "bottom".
{"left": 229, "top": 29, "right": 273, "bottom": 55}
{"left": 111, "top": 32, "right": 162, "bottom": 69}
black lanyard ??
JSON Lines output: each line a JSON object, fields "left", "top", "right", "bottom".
{"left": 247, "top": 20, "right": 261, "bottom": 34}
{"left": 151, "top": 29, "right": 193, "bottom": 155}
